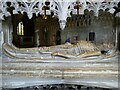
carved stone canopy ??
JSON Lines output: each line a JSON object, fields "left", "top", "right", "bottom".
{"left": 0, "top": 0, "right": 120, "bottom": 30}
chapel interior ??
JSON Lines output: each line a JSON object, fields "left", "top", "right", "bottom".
{"left": 9, "top": 9, "right": 120, "bottom": 49}
{"left": 0, "top": 0, "right": 120, "bottom": 90}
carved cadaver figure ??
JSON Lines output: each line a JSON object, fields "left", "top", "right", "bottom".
{"left": 39, "top": 41, "right": 100, "bottom": 58}
{"left": 3, "top": 41, "right": 117, "bottom": 59}
{"left": 38, "top": 41, "right": 116, "bottom": 59}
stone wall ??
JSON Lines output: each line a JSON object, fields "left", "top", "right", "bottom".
{"left": 61, "top": 11, "right": 115, "bottom": 45}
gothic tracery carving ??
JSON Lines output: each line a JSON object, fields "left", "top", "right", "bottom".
{"left": 0, "top": 0, "right": 119, "bottom": 30}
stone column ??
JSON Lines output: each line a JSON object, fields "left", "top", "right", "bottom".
{"left": 0, "top": 20, "right": 3, "bottom": 54}
{"left": 2, "top": 17, "right": 13, "bottom": 44}
{"left": 2, "top": 20, "right": 9, "bottom": 43}
{"left": 0, "top": 20, "right": 2, "bottom": 89}
{"left": 115, "top": 26, "right": 118, "bottom": 49}
{"left": 0, "top": 20, "right": 3, "bottom": 43}
{"left": 0, "top": 20, "right": 4, "bottom": 60}
{"left": 35, "top": 29, "right": 40, "bottom": 47}
{"left": 114, "top": 16, "right": 118, "bottom": 50}
{"left": 8, "top": 17, "right": 13, "bottom": 44}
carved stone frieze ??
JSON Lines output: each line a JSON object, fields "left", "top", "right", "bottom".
{"left": 0, "top": 0, "right": 119, "bottom": 30}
